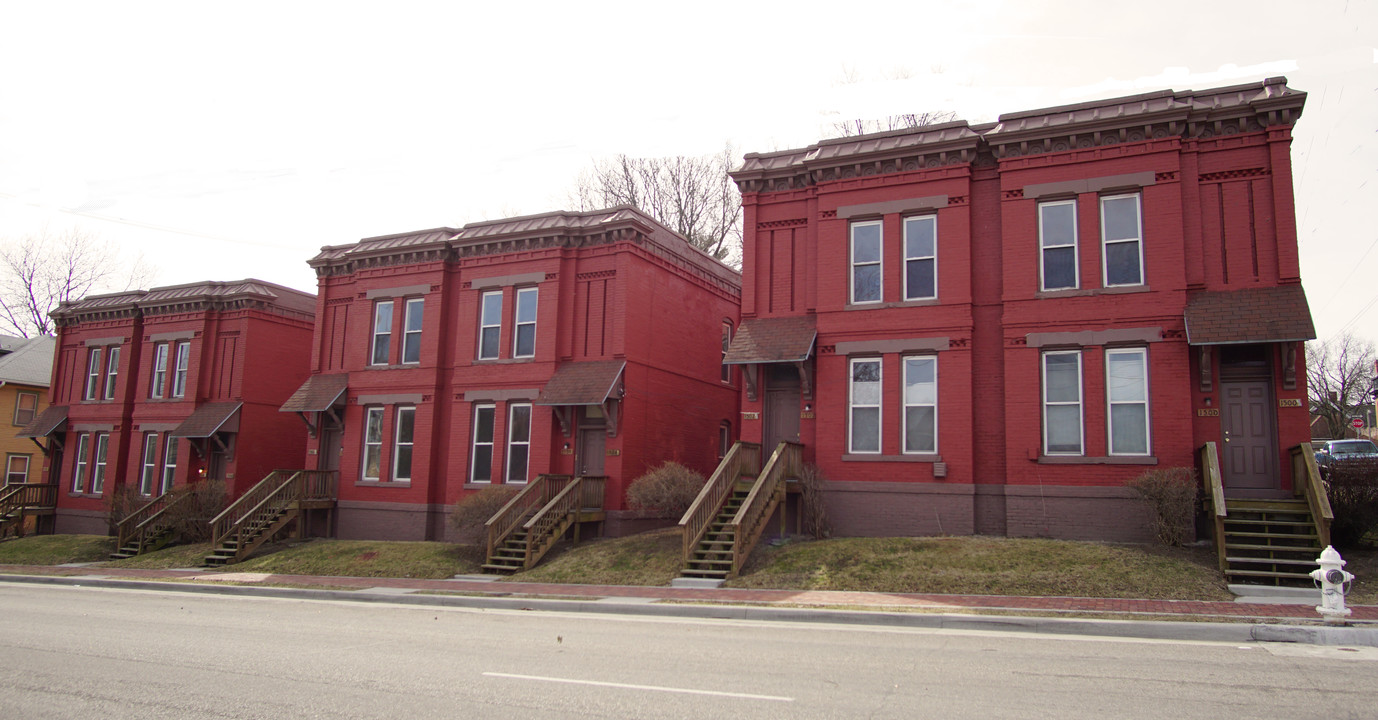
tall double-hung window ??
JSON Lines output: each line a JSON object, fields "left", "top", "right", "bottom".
{"left": 371, "top": 301, "right": 393, "bottom": 366}
{"left": 139, "top": 433, "right": 159, "bottom": 495}
{"left": 92, "top": 433, "right": 110, "bottom": 494}
{"left": 478, "top": 292, "right": 502, "bottom": 360}
{"left": 903, "top": 216, "right": 937, "bottom": 301}
{"left": 1042, "top": 351, "right": 1083, "bottom": 455}
{"left": 513, "top": 288, "right": 537, "bottom": 358}
{"left": 402, "top": 298, "right": 424, "bottom": 364}
{"left": 150, "top": 344, "right": 169, "bottom": 398}
{"left": 470, "top": 404, "right": 496, "bottom": 482}
{"left": 848, "top": 359, "right": 882, "bottom": 453}
{"left": 1101, "top": 194, "right": 1144, "bottom": 286}
{"left": 161, "top": 436, "right": 179, "bottom": 494}
{"left": 1107, "top": 348, "right": 1150, "bottom": 455}
{"left": 103, "top": 347, "right": 120, "bottom": 400}
{"left": 506, "top": 403, "right": 531, "bottom": 483}
{"left": 903, "top": 356, "right": 937, "bottom": 454}
{"left": 84, "top": 347, "right": 102, "bottom": 401}
{"left": 361, "top": 407, "right": 384, "bottom": 481}
{"left": 850, "top": 221, "right": 882, "bottom": 304}
{"left": 172, "top": 341, "right": 190, "bottom": 398}
{"left": 72, "top": 434, "right": 90, "bottom": 492}
{"left": 1039, "top": 200, "right": 1078, "bottom": 291}
{"left": 392, "top": 407, "right": 415, "bottom": 482}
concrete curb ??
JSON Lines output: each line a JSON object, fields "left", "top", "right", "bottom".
{"left": 6, "top": 573, "right": 1376, "bottom": 647}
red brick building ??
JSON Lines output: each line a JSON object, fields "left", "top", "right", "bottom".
{"left": 287, "top": 206, "right": 740, "bottom": 540}
{"left": 726, "top": 78, "right": 1315, "bottom": 542}
{"left": 24, "top": 280, "right": 315, "bottom": 534}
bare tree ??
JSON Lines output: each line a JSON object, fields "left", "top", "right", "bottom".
{"left": 827, "top": 109, "right": 960, "bottom": 138}
{"left": 0, "top": 227, "right": 153, "bottom": 337}
{"left": 1307, "top": 333, "right": 1377, "bottom": 439}
{"left": 573, "top": 146, "right": 742, "bottom": 266}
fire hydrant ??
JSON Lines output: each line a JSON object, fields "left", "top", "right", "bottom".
{"left": 1310, "top": 546, "right": 1354, "bottom": 624}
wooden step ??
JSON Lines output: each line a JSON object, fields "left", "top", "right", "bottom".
{"left": 1225, "top": 530, "right": 1319, "bottom": 541}
{"left": 1226, "top": 556, "right": 1318, "bottom": 567}
{"left": 1225, "top": 543, "right": 1321, "bottom": 554}
{"left": 1225, "top": 568, "right": 1314, "bottom": 581}
{"left": 1226, "top": 499, "right": 1309, "bottom": 511}
{"left": 1222, "top": 518, "right": 1315, "bottom": 528}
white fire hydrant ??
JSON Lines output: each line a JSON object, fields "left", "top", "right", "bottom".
{"left": 1310, "top": 545, "right": 1354, "bottom": 624}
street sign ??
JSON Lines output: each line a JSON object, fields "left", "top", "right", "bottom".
{"left": 1352, "top": 417, "right": 1365, "bottom": 429}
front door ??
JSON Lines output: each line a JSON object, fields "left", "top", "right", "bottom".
{"left": 763, "top": 365, "right": 801, "bottom": 453}
{"left": 577, "top": 425, "right": 606, "bottom": 477}
{"left": 1221, "top": 380, "right": 1280, "bottom": 496}
{"left": 318, "top": 426, "right": 343, "bottom": 473}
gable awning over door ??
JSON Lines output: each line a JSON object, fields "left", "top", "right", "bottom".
{"left": 535, "top": 361, "right": 626, "bottom": 406}
{"left": 18, "top": 405, "right": 68, "bottom": 438}
{"left": 723, "top": 316, "right": 816, "bottom": 364}
{"left": 1184, "top": 285, "right": 1316, "bottom": 345}
{"left": 171, "top": 402, "right": 242, "bottom": 438}
{"left": 280, "top": 373, "right": 348, "bottom": 412}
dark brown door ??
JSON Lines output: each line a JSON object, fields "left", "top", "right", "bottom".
{"left": 764, "top": 365, "right": 801, "bottom": 454}
{"left": 1221, "top": 380, "right": 1280, "bottom": 496}
{"left": 577, "top": 426, "right": 606, "bottom": 477}
{"left": 318, "top": 427, "right": 342, "bottom": 472}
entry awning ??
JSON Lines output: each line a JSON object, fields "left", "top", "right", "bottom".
{"left": 535, "top": 361, "right": 626, "bottom": 406}
{"left": 723, "top": 316, "right": 817, "bottom": 364}
{"left": 171, "top": 401, "right": 242, "bottom": 438}
{"left": 18, "top": 405, "right": 67, "bottom": 438}
{"left": 1184, "top": 285, "right": 1316, "bottom": 345}
{"left": 280, "top": 373, "right": 348, "bottom": 412}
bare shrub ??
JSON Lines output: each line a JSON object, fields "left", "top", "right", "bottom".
{"left": 1125, "top": 467, "right": 1198, "bottom": 546}
{"left": 106, "top": 480, "right": 226, "bottom": 543}
{"left": 798, "top": 463, "right": 832, "bottom": 539}
{"left": 1325, "top": 457, "right": 1378, "bottom": 548}
{"left": 626, "top": 462, "right": 706, "bottom": 518}
{"left": 449, "top": 486, "right": 519, "bottom": 543}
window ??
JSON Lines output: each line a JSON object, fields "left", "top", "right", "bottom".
{"left": 903, "top": 216, "right": 937, "bottom": 301}
{"left": 161, "top": 436, "right": 178, "bottom": 495}
{"left": 6, "top": 454, "right": 29, "bottom": 484}
{"left": 903, "top": 356, "right": 937, "bottom": 454}
{"left": 850, "top": 220, "right": 882, "bottom": 304}
{"left": 1042, "top": 351, "right": 1083, "bottom": 455}
{"left": 103, "top": 347, "right": 120, "bottom": 400}
{"left": 172, "top": 341, "right": 190, "bottom": 398}
{"left": 1107, "top": 348, "right": 1150, "bottom": 455}
{"left": 506, "top": 403, "right": 531, "bottom": 483}
{"left": 720, "top": 321, "right": 732, "bottom": 383}
{"left": 1101, "top": 194, "right": 1143, "bottom": 286}
{"left": 513, "top": 288, "right": 537, "bottom": 358}
{"left": 392, "top": 406, "right": 415, "bottom": 482}
{"left": 1039, "top": 200, "right": 1078, "bottom": 291}
{"left": 150, "top": 343, "right": 168, "bottom": 398}
{"left": 478, "top": 292, "right": 502, "bottom": 360}
{"left": 84, "top": 347, "right": 102, "bottom": 400}
{"left": 371, "top": 301, "right": 393, "bottom": 365}
{"left": 13, "top": 391, "right": 37, "bottom": 426}
{"left": 402, "top": 298, "right": 423, "bottom": 364}
{"left": 139, "top": 433, "right": 159, "bottom": 495}
{"left": 471, "top": 404, "right": 496, "bottom": 482}
{"left": 361, "top": 407, "right": 384, "bottom": 481}
{"left": 72, "top": 433, "right": 90, "bottom": 492}
{"left": 849, "top": 358, "right": 882, "bottom": 453}
{"left": 92, "top": 433, "right": 109, "bottom": 494}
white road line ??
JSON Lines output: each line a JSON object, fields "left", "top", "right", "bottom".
{"left": 482, "top": 672, "right": 794, "bottom": 702}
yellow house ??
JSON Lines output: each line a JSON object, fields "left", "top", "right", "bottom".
{"left": 0, "top": 335, "right": 54, "bottom": 486}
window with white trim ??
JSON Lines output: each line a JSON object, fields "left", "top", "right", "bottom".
{"left": 903, "top": 216, "right": 937, "bottom": 301}
{"left": 903, "top": 356, "right": 937, "bottom": 454}
{"left": 150, "top": 343, "right": 168, "bottom": 398}
{"left": 84, "top": 347, "right": 102, "bottom": 401}
{"left": 848, "top": 358, "right": 882, "bottom": 453}
{"left": 13, "top": 391, "right": 37, "bottom": 426}
{"left": 361, "top": 407, "right": 384, "bottom": 481}
{"left": 104, "top": 347, "right": 120, "bottom": 400}
{"left": 470, "top": 403, "right": 496, "bottom": 482}
{"left": 513, "top": 288, "right": 537, "bottom": 358}
{"left": 371, "top": 301, "right": 393, "bottom": 365}
{"left": 6, "top": 454, "right": 29, "bottom": 484}
{"left": 139, "top": 433, "right": 159, "bottom": 495}
{"left": 402, "top": 298, "right": 423, "bottom": 364}
{"left": 850, "top": 221, "right": 882, "bottom": 304}
{"left": 72, "top": 433, "right": 90, "bottom": 492}
{"left": 161, "top": 436, "right": 178, "bottom": 494}
{"left": 720, "top": 321, "right": 733, "bottom": 383}
{"left": 92, "top": 432, "right": 109, "bottom": 494}
{"left": 1101, "top": 194, "right": 1144, "bottom": 286}
{"left": 172, "top": 341, "right": 190, "bottom": 398}
{"left": 392, "top": 406, "right": 415, "bottom": 482}
{"left": 506, "top": 403, "right": 531, "bottom": 483}
{"left": 1042, "top": 351, "right": 1083, "bottom": 455}
{"left": 718, "top": 421, "right": 731, "bottom": 459}
{"left": 478, "top": 292, "right": 502, "bottom": 360}
{"left": 1039, "top": 200, "right": 1078, "bottom": 291}
{"left": 1107, "top": 348, "right": 1150, "bottom": 455}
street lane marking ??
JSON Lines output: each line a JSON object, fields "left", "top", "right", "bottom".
{"left": 482, "top": 672, "right": 794, "bottom": 702}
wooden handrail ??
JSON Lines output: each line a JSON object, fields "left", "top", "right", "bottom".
{"left": 209, "top": 470, "right": 292, "bottom": 545}
{"left": 577, "top": 476, "right": 606, "bottom": 510}
{"left": 679, "top": 442, "right": 760, "bottom": 564}
{"left": 521, "top": 477, "right": 586, "bottom": 568}
{"left": 484, "top": 475, "right": 569, "bottom": 560}
{"left": 729, "top": 442, "right": 803, "bottom": 575}
{"left": 0, "top": 483, "right": 57, "bottom": 539}
{"left": 230, "top": 473, "right": 304, "bottom": 555}
{"left": 116, "top": 491, "right": 175, "bottom": 550}
{"left": 1200, "top": 442, "right": 1227, "bottom": 573}
{"left": 1291, "top": 442, "right": 1333, "bottom": 548}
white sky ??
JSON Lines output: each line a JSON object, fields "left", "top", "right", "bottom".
{"left": 1, "top": 1, "right": 1374, "bottom": 343}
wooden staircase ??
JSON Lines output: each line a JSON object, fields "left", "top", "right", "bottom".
{"left": 678, "top": 441, "right": 802, "bottom": 581}
{"left": 110, "top": 490, "right": 193, "bottom": 559}
{"left": 204, "top": 470, "right": 336, "bottom": 566}
{"left": 482, "top": 475, "right": 606, "bottom": 574}
{"left": 0, "top": 483, "right": 57, "bottom": 540}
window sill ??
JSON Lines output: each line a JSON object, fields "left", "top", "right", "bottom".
{"left": 355, "top": 480, "right": 411, "bottom": 488}
{"left": 1036, "top": 285, "right": 1149, "bottom": 299}
{"left": 841, "top": 454, "right": 941, "bottom": 463}
{"left": 473, "top": 358, "right": 536, "bottom": 365}
{"left": 463, "top": 482, "right": 495, "bottom": 489}
{"left": 1036, "top": 455, "right": 1158, "bottom": 465}
{"left": 67, "top": 492, "right": 103, "bottom": 499}
{"left": 364, "top": 363, "right": 423, "bottom": 370}
{"left": 844, "top": 299, "right": 941, "bottom": 311}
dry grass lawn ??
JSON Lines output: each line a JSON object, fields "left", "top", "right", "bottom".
{"left": 0, "top": 535, "right": 114, "bottom": 565}
{"left": 506, "top": 528, "right": 683, "bottom": 586}
{"left": 230, "top": 539, "right": 484, "bottom": 579}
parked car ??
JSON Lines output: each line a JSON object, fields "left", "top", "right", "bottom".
{"left": 1313, "top": 439, "right": 1378, "bottom": 478}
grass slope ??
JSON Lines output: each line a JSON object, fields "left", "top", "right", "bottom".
{"left": 506, "top": 528, "right": 683, "bottom": 586}
{"left": 230, "top": 539, "right": 484, "bottom": 579}
{"left": 0, "top": 535, "right": 114, "bottom": 565}
{"left": 104, "top": 543, "right": 213, "bottom": 569}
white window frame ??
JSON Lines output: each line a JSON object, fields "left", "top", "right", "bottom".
{"left": 720, "top": 320, "right": 733, "bottom": 384}
{"left": 150, "top": 343, "right": 168, "bottom": 398}
{"left": 512, "top": 287, "right": 537, "bottom": 359}
{"left": 506, "top": 403, "right": 531, "bottom": 483}
{"left": 370, "top": 300, "right": 393, "bottom": 366}
{"left": 72, "top": 433, "right": 90, "bottom": 492}
{"left": 104, "top": 346, "right": 120, "bottom": 401}
{"left": 160, "top": 435, "right": 178, "bottom": 495}
{"left": 849, "top": 220, "right": 883, "bottom": 305}
{"left": 139, "top": 432, "right": 159, "bottom": 495}
{"left": 470, "top": 403, "right": 496, "bottom": 483}
{"left": 1100, "top": 193, "right": 1144, "bottom": 287}
{"left": 1106, "top": 347, "right": 1151, "bottom": 456}
{"left": 84, "top": 347, "right": 102, "bottom": 401}
{"left": 6, "top": 454, "right": 30, "bottom": 484}
{"left": 1042, "top": 350, "right": 1084, "bottom": 456}
{"left": 478, "top": 291, "right": 502, "bottom": 360}
{"left": 361, "top": 406, "right": 384, "bottom": 481}
{"left": 13, "top": 391, "right": 38, "bottom": 426}
{"left": 848, "top": 358, "right": 882, "bottom": 454}
{"left": 392, "top": 406, "right": 415, "bottom": 482}
{"left": 1038, "top": 199, "right": 1079, "bottom": 291}
{"left": 172, "top": 341, "right": 190, "bottom": 398}
{"left": 92, "top": 432, "right": 109, "bottom": 494}
{"left": 903, "top": 215, "right": 938, "bottom": 301}
{"left": 902, "top": 356, "right": 938, "bottom": 454}
{"left": 402, "top": 298, "right": 423, "bottom": 365}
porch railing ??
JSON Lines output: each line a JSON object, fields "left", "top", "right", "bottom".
{"left": 519, "top": 475, "right": 607, "bottom": 569}
{"left": 114, "top": 490, "right": 192, "bottom": 552}
{"left": 729, "top": 442, "right": 802, "bottom": 574}
{"left": 1200, "top": 442, "right": 1227, "bottom": 573}
{"left": 208, "top": 470, "right": 337, "bottom": 555}
{"left": 0, "top": 483, "right": 57, "bottom": 537}
{"left": 484, "top": 475, "right": 569, "bottom": 561}
{"left": 1290, "top": 442, "right": 1333, "bottom": 548}
{"left": 679, "top": 442, "right": 760, "bottom": 564}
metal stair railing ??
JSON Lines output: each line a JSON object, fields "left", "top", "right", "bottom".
{"left": 679, "top": 442, "right": 760, "bottom": 566}
{"left": 1290, "top": 442, "right": 1333, "bottom": 548}
{"left": 728, "top": 442, "right": 802, "bottom": 577}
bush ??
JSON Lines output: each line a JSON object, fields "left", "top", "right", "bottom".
{"left": 107, "top": 480, "right": 227, "bottom": 543}
{"left": 449, "top": 486, "right": 519, "bottom": 543}
{"left": 1125, "top": 467, "right": 1198, "bottom": 547}
{"left": 1325, "top": 457, "right": 1378, "bottom": 548}
{"left": 798, "top": 463, "right": 832, "bottom": 539}
{"left": 626, "top": 462, "right": 706, "bottom": 518}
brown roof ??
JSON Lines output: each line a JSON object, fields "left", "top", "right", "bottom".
{"left": 52, "top": 279, "right": 316, "bottom": 323}
{"left": 280, "top": 374, "right": 348, "bottom": 413}
{"left": 535, "top": 361, "right": 626, "bottom": 406}
{"left": 18, "top": 405, "right": 67, "bottom": 438}
{"left": 724, "top": 316, "right": 817, "bottom": 364}
{"left": 1184, "top": 285, "right": 1316, "bottom": 345}
{"left": 171, "top": 402, "right": 242, "bottom": 438}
